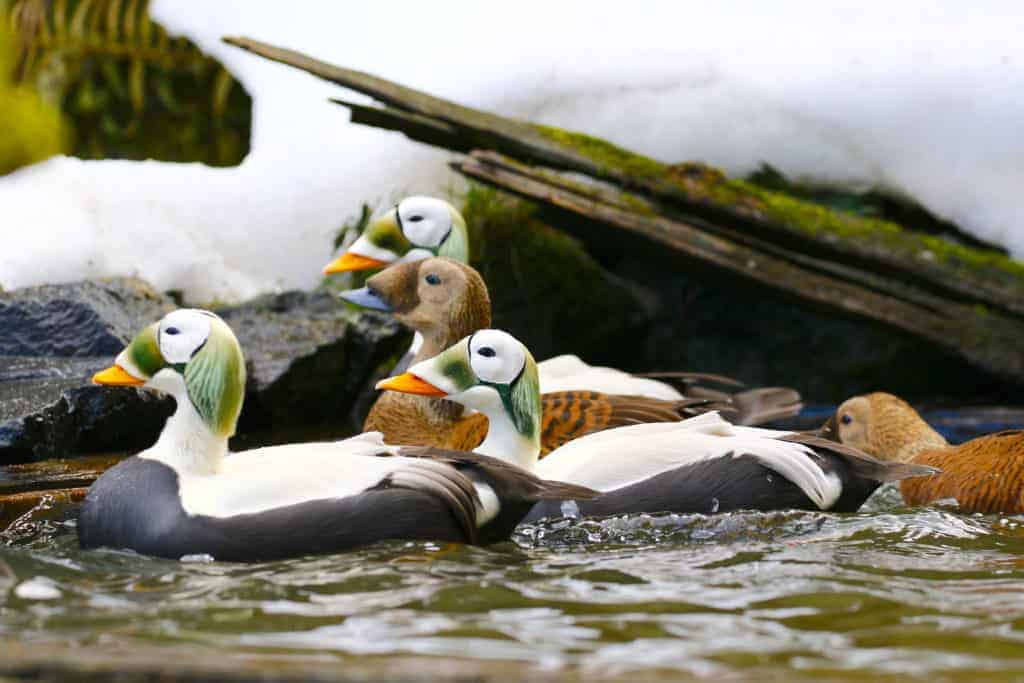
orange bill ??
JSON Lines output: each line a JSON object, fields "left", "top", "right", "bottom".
{"left": 376, "top": 372, "right": 447, "bottom": 397}
{"left": 92, "top": 365, "right": 145, "bottom": 386}
{"left": 323, "top": 252, "right": 389, "bottom": 274}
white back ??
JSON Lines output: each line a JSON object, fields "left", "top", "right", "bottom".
{"left": 537, "top": 355, "right": 684, "bottom": 401}
{"left": 148, "top": 432, "right": 404, "bottom": 518}
{"left": 535, "top": 413, "right": 841, "bottom": 509}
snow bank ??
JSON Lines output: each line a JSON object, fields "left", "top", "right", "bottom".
{"left": 1, "top": 1, "right": 1021, "bottom": 302}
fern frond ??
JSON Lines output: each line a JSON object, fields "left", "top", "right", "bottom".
{"left": 5, "top": 0, "right": 251, "bottom": 166}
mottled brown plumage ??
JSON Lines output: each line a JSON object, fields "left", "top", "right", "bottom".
{"left": 829, "top": 392, "right": 1024, "bottom": 514}
{"left": 370, "top": 388, "right": 725, "bottom": 456}
{"left": 362, "top": 257, "right": 791, "bottom": 456}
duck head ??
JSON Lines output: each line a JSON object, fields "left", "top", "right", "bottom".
{"left": 340, "top": 257, "right": 491, "bottom": 361}
{"left": 824, "top": 392, "right": 947, "bottom": 464}
{"left": 377, "top": 329, "right": 541, "bottom": 470}
{"left": 93, "top": 309, "right": 246, "bottom": 447}
{"left": 323, "top": 197, "right": 469, "bottom": 274}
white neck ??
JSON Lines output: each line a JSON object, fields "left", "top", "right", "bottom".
{"left": 458, "top": 387, "right": 539, "bottom": 471}
{"left": 139, "top": 371, "right": 228, "bottom": 476}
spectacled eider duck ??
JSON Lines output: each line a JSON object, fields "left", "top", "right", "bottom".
{"left": 79, "top": 309, "right": 595, "bottom": 562}
{"left": 341, "top": 257, "right": 801, "bottom": 455}
{"left": 377, "top": 329, "right": 937, "bottom": 521}
{"left": 325, "top": 197, "right": 797, "bottom": 405}
{"left": 823, "top": 392, "right": 1024, "bottom": 514}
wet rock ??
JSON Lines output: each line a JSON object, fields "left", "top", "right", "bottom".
{"left": 0, "top": 360, "right": 174, "bottom": 462}
{"left": 0, "top": 278, "right": 173, "bottom": 357}
{"left": 0, "top": 279, "right": 407, "bottom": 464}
{"left": 0, "top": 279, "right": 177, "bottom": 463}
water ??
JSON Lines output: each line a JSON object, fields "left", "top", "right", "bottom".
{"left": 2, "top": 415, "right": 1024, "bottom": 681}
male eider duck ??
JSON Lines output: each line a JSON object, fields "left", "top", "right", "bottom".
{"left": 824, "top": 392, "right": 1024, "bottom": 514}
{"left": 326, "top": 197, "right": 771, "bottom": 402}
{"left": 79, "top": 309, "right": 595, "bottom": 561}
{"left": 377, "top": 330, "right": 936, "bottom": 520}
{"left": 344, "top": 257, "right": 801, "bottom": 454}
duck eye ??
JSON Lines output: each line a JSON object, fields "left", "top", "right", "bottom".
{"left": 425, "top": 274, "right": 441, "bottom": 285}
{"left": 165, "top": 327, "right": 180, "bottom": 336}
{"left": 478, "top": 347, "right": 496, "bottom": 358}
{"left": 840, "top": 414, "right": 852, "bottom": 425}
{"left": 408, "top": 215, "right": 424, "bottom": 222}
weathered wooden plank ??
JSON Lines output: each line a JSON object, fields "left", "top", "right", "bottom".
{"left": 454, "top": 152, "right": 1024, "bottom": 381}
{"left": 222, "top": 35, "right": 1024, "bottom": 321}
{"left": 0, "top": 455, "right": 118, "bottom": 496}
{"left": 222, "top": 35, "right": 1024, "bottom": 383}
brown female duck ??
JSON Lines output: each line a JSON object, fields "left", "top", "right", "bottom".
{"left": 826, "top": 391, "right": 1023, "bottom": 514}
{"left": 343, "top": 257, "right": 802, "bottom": 455}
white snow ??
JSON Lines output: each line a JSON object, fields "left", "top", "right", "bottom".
{"left": 1, "top": 1, "right": 1022, "bottom": 302}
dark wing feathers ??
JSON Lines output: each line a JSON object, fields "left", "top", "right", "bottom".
{"left": 781, "top": 433, "right": 940, "bottom": 483}
{"left": 636, "top": 371, "right": 746, "bottom": 388}
{"left": 375, "top": 460, "right": 481, "bottom": 543}
{"left": 633, "top": 373, "right": 804, "bottom": 426}
{"left": 395, "top": 445, "right": 598, "bottom": 503}
{"left": 729, "top": 387, "right": 804, "bottom": 425}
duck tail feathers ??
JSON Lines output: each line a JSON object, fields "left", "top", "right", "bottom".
{"left": 528, "top": 478, "right": 601, "bottom": 502}
{"left": 730, "top": 387, "right": 804, "bottom": 426}
{"left": 782, "top": 433, "right": 940, "bottom": 483}
{"left": 865, "top": 460, "right": 941, "bottom": 483}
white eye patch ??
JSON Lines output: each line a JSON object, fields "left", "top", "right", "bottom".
{"left": 158, "top": 309, "right": 213, "bottom": 365}
{"left": 397, "top": 196, "right": 453, "bottom": 249}
{"left": 469, "top": 329, "right": 526, "bottom": 385}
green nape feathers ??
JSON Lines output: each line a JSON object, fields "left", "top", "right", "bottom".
{"left": 119, "top": 312, "right": 246, "bottom": 438}
{"left": 438, "top": 204, "right": 469, "bottom": 263}
{"left": 183, "top": 318, "right": 246, "bottom": 438}
{"left": 501, "top": 355, "right": 540, "bottom": 442}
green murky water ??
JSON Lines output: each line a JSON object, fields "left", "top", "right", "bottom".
{"left": 3, "top": 415, "right": 1024, "bottom": 681}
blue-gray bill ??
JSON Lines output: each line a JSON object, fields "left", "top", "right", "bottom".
{"left": 338, "top": 287, "right": 393, "bottom": 312}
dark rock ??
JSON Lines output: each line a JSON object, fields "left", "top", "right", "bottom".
{"left": 0, "top": 280, "right": 408, "bottom": 464}
{"left": 0, "top": 279, "right": 178, "bottom": 463}
{"left": 0, "top": 278, "right": 173, "bottom": 357}
{"left": 0, "top": 358, "right": 174, "bottom": 461}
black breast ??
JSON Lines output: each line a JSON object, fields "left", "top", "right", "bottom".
{"left": 78, "top": 457, "right": 188, "bottom": 555}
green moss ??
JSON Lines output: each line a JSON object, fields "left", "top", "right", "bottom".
{"left": 537, "top": 122, "right": 1024, "bottom": 287}
{"left": 660, "top": 159, "right": 1024, "bottom": 286}
{"left": 536, "top": 125, "right": 665, "bottom": 181}
{"left": 730, "top": 178, "right": 1024, "bottom": 284}
{"left": 456, "top": 185, "right": 645, "bottom": 361}
{"left": 0, "top": 24, "right": 70, "bottom": 175}
{"left": 6, "top": 0, "right": 250, "bottom": 167}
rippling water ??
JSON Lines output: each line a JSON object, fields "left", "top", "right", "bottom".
{"left": 3, "top": 417, "right": 1024, "bottom": 681}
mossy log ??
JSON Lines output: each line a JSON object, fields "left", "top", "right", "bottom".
{"left": 223, "top": 36, "right": 1024, "bottom": 385}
